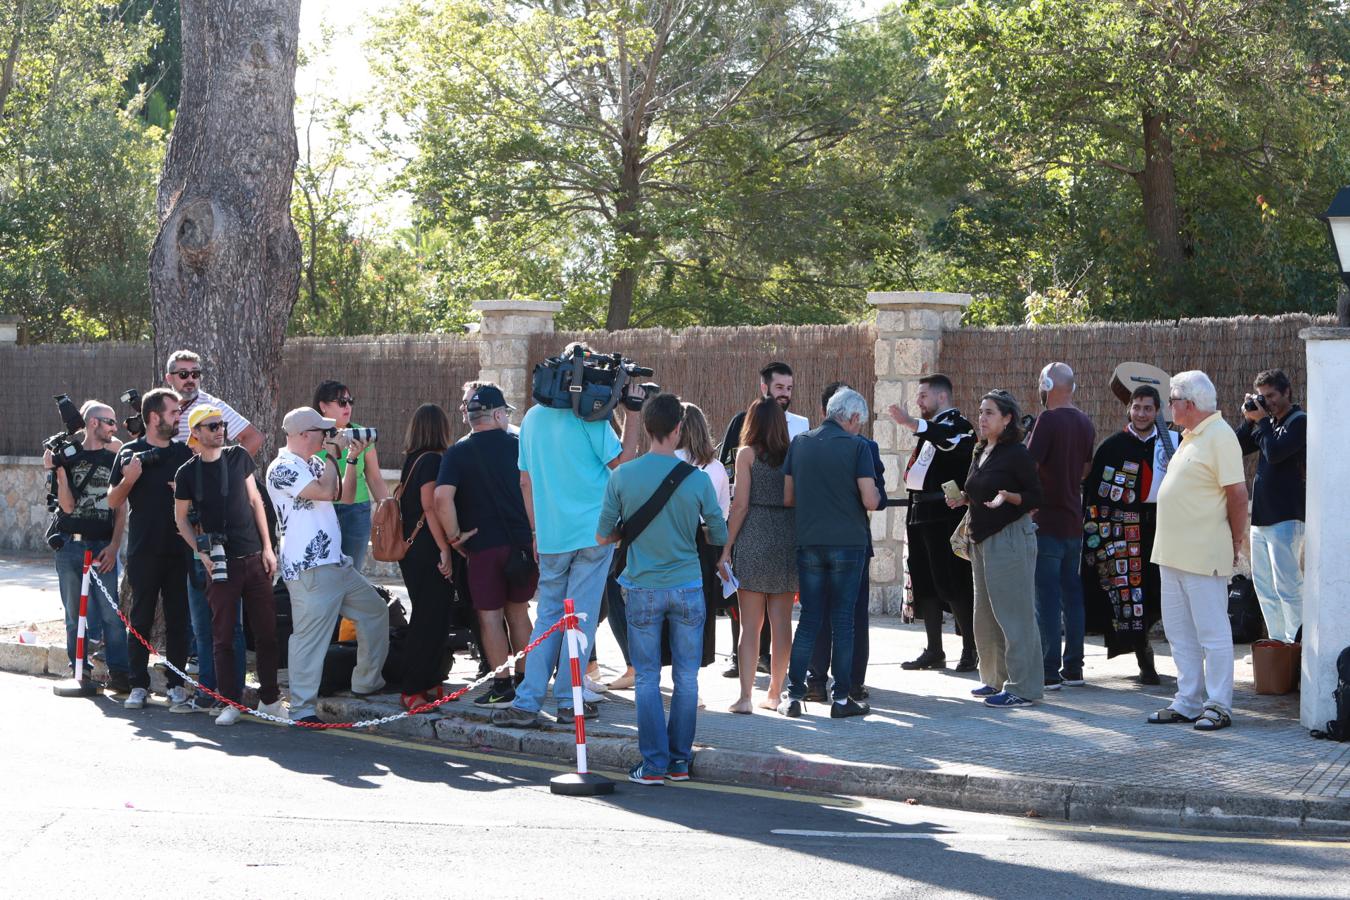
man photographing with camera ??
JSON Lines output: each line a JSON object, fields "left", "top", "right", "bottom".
{"left": 46, "top": 400, "right": 131, "bottom": 696}
{"left": 108, "top": 388, "right": 194, "bottom": 710}
{"left": 173, "top": 406, "right": 282, "bottom": 726}
{"left": 1236, "top": 369, "right": 1307, "bottom": 644}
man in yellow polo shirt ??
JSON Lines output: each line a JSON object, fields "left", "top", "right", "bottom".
{"left": 1149, "top": 370, "right": 1248, "bottom": 732}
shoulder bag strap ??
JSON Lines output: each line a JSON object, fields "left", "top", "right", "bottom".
{"left": 397, "top": 451, "right": 432, "bottom": 542}
{"left": 622, "top": 461, "right": 697, "bottom": 546}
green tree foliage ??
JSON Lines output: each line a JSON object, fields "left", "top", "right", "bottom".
{"left": 911, "top": 0, "right": 1350, "bottom": 321}
{"left": 0, "top": 1, "right": 165, "bottom": 342}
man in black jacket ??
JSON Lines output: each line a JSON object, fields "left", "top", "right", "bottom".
{"left": 1236, "top": 369, "right": 1306, "bottom": 644}
{"left": 887, "top": 374, "right": 978, "bottom": 672}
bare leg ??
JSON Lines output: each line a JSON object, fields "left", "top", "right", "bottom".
{"left": 762, "top": 592, "right": 795, "bottom": 706}
{"left": 476, "top": 608, "right": 510, "bottom": 674}
{"left": 731, "top": 590, "right": 767, "bottom": 714}
{"left": 503, "top": 602, "right": 533, "bottom": 678}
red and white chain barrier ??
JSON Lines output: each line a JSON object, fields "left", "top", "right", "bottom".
{"left": 73, "top": 549, "right": 95, "bottom": 683}
{"left": 88, "top": 572, "right": 575, "bottom": 730}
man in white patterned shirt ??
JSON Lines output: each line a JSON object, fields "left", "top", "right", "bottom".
{"left": 265, "top": 407, "right": 389, "bottom": 724}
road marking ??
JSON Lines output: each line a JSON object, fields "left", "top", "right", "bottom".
{"left": 320, "top": 729, "right": 860, "bottom": 807}
{"left": 774, "top": 829, "right": 1009, "bottom": 841}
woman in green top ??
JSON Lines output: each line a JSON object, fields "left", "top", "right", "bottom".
{"left": 313, "top": 380, "right": 391, "bottom": 570}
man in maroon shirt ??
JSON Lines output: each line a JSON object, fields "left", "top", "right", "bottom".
{"left": 1027, "top": 363, "right": 1095, "bottom": 690}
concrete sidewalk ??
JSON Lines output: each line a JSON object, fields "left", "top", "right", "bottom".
{"left": 3, "top": 554, "right": 1347, "bottom": 835}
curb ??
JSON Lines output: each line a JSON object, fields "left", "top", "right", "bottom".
{"left": 312, "top": 695, "right": 1350, "bottom": 837}
{"left": 4, "top": 642, "right": 1347, "bottom": 836}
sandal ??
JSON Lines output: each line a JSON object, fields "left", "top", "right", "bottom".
{"left": 400, "top": 692, "right": 426, "bottom": 713}
{"left": 1193, "top": 708, "right": 1232, "bottom": 731}
{"left": 1146, "top": 708, "right": 1197, "bottom": 724}
{"left": 423, "top": 685, "right": 449, "bottom": 703}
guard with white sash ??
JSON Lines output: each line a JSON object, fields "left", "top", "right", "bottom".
{"left": 886, "top": 373, "right": 977, "bottom": 672}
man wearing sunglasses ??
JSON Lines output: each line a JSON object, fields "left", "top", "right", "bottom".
{"left": 165, "top": 350, "right": 263, "bottom": 458}
{"left": 173, "top": 407, "right": 283, "bottom": 725}
{"left": 164, "top": 349, "right": 258, "bottom": 713}
{"left": 48, "top": 400, "right": 131, "bottom": 696}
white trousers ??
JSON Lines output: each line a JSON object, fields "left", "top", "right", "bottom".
{"left": 1160, "top": 565, "right": 1233, "bottom": 717}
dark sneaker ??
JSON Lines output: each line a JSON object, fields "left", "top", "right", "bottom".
{"left": 1044, "top": 677, "right": 1062, "bottom": 692}
{"left": 830, "top": 698, "right": 870, "bottom": 719}
{"left": 984, "top": 691, "right": 1033, "bottom": 708}
{"left": 955, "top": 650, "right": 979, "bottom": 673}
{"left": 628, "top": 763, "right": 665, "bottom": 786}
{"left": 106, "top": 671, "right": 132, "bottom": 696}
{"left": 492, "top": 706, "right": 542, "bottom": 729}
{"left": 1136, "top": 667, "right": 1161, "bottom": 686}
{"left": 757, "top": 655, "right": 771, "bottom": 674}
{"left": 293, "top": 715, "right": 325, "bottom": 726}
{"left": 1060, "top": 671, "right": 1086, "bottom": 687}
{"left": 473, "top": 682, "right": 516, "bottom": 709}
{"left": 901, "top": 649, "right": 946, "bottom": 671}
{"left": 970, "top": 684, "right": 999, "bottom": 697}
{"left": 666, "top": 759, "right": 691, "bottom": 782}
{"left": 803, "top": 683, "right": 828, "bottom": 702}
{"left": 554, "top": 702, "right": 598, "bottom": 724}
{"left": 721, "top": 661, "right": 739, "bottom": 679}
{"left": 777, "top": 697, "right": 802, "bottom": 718}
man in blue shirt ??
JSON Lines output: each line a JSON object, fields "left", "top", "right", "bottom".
{"left": 597, "top": 393, "right": 728, "bottom": 784}
{"left": 493, "top": 343, "right": 642, "bottom": 728}
{"left": 780, "top": 388, "right": 882, "bottom": 719}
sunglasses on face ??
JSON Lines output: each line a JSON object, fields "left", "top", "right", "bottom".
{"left": 171, "top": 369, "right": 203, "bottom": 380}
{"left": 195, "top": 421, "right": 225, "bottom": 433}
{"left": 92, "top": 416, "right": 117, "bottom": 426}
{"left": 334, "top": 397, "right": 355, "bottom": 407}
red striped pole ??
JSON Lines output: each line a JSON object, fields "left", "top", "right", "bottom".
{"left": 73, "top": 549, "right": 93, "bottom": 684}
{"left": 549, "top": 597, "right": 614, "bottom": 796}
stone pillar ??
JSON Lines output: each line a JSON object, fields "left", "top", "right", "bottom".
{"left": 1299, "top": 326, "right": 1350, "bottom": 730}
{"left": 0, "top": 315, "right": 21, "bottom": 344}
{"left": 867, "top": 291, "right": 973, "bottom": 613}
{"left": 471, "top": 300, "right": 563, "bottom": 421}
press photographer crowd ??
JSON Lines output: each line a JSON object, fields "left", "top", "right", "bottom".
{"left": 38, "top": 341, "right": 1320, "bottom": 783}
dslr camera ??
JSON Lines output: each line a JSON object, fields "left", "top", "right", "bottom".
{"left": 531, "top": 345, "right": 659, "bottom": 422}
{"left": 320, "top": 427, "right": 378, "bottom": 453}
{"left": 1242, "top": 393, "right": 1269, "bottom": 415}
{"left": 120, "top": 388, "right": 145, "bottom": 439}
{"left": 194, "top": 533, "right": 229, "bottom": 583}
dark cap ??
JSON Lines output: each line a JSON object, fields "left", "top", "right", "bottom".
{"left": 467, "top": 385, "right": 514, "bottom": 413}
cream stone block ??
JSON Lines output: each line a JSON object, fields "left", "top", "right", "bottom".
{"left": 881, "top": 453, "right": 901, "bottom": 494}
{"left": 871, "top": 418, "right": 898, "bottom": 453}
{"left": 892, "top": 337, "right": 938, "bottom": 376}
{"left": 907, "top": 309, "right": 945, "bottom": 333}
{"left": 870, "top": 544, "right": 897, "bottom": 583}
{"left": 873, "top": 342, "right": 892, "bottom": 377}
{"left": 875, "top": 309, "right": 908, "bottom": 334}
{"left": 873, "top": 380, "right": 908, "bottom": 415}
{"left": 869, "top": 508, "right": 889, "bottom": 542}
{"left": 941, "top": 309, "right": 966, "bottom": 330}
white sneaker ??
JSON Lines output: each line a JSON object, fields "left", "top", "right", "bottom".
{"left": 123, "top": 687, "right": 148, "bottom": 709}
{"left": 582, "top": 687, "right": 606, "bottom": 703}
{"left": 257, "top": 699, "right": 289, "bottom": 721}
{"left": 166, "top": 686, "right": 188, "bottom": 706}
{"left": 215, "top": 705, "right": 242, "bottom": 726}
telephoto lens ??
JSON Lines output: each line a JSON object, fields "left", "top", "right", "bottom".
{"left": 343, "top": 426, "right": 378, "bottom": 443}
{"left": 209, "top": 541, "right": 228, "bottom": 583}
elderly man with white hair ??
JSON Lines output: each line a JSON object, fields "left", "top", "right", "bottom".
{"left": 778, "top": 387, "right": 883, "bottom": 720}
{"left": 1148, "top": 370, "right": 1248, "bottom": 731}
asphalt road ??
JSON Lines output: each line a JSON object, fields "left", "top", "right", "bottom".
{"left": 1, "top": 670, "right": 1346, "bottom": 899}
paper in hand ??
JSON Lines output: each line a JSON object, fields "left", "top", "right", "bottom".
{"left": 717, "top": 561, "right": 740, "bottom": 599}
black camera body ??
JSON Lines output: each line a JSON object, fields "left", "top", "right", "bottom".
{"left": 120, "top": 388, "right": 145, "bottom": 438}
{"left": 1242, "top": 393, "right": 1270, "bottom": 414}
{"left": 42, "top": 394, "right": 86, "bottom": 550}
{"left": 531, "top": 347, "right": 658, "bottom": 422}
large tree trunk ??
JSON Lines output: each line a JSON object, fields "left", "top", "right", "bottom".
{"left": 0, "top": 0, "right": 26, "bottom": 117}
{"left": 605, "top": 143, "right": 644, "bottom": 330}
{"left": 149, "top": 0, "right": 302, "bottom": 457}
{"left": 1136, "top": 110, "right": 1185, "bottom": 273}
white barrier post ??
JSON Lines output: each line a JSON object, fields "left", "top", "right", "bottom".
{"left": 54, "top": 542, "right": 97, "bottom": 697}
{"left": 550, "top": 598, "right": 615, "bottom": 796}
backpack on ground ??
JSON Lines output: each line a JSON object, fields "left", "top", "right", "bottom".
{"left": 1227, "top": 574, "right": 1264, "bottom": 644}
{"left": 1312, "top": 647, "right": 1350, "bottom": 741}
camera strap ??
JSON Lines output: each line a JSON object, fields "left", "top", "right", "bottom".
{"left": 191, "top": 450, "right": 230, "bottom": 514}
{"left": 612, "top": 461, "right": 696, "bottom": 576}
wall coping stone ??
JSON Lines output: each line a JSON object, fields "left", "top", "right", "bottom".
{"left": 868, "top": 291, "right": 973, "bottom": 309}
{"left": 472, "top": 300, "right": 563, "bottom": 315}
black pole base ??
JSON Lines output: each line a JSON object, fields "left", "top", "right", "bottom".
{"left": 53, "top": 679, "right": 98, "bottom": 698}
{"left": 550, "top": 772, "right": 615, "bottom": 796}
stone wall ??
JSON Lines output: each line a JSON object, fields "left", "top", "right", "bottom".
{"left": 0, "top": 458, "right": 54, "bottom": 553}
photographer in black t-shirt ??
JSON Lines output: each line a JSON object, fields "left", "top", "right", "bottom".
{"left": 108, "top": 388, "right": 194, "bottom": 710}
{"left": 172, "top": 406, "right": 282, "bottom": 726}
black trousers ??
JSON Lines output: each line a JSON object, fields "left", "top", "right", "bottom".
{"left": 126, "top": 549, "right": 190, "bottom": 690}
{"left": 398, "top": 536, "right": 453, "bottom": 694}
{"left": 807, "top": 565, "right": 870, "bottom": 690}
{"left": 907, "top": 514, "right": 976, "bottom": 656}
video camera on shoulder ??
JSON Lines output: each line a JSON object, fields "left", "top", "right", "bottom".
{"left": 42, "top": 394, "right": 85, "bottom": 466}
{"left": 120, "top": 388, "right": 145, "bottom": 439}
{"left": 531, "top": 345, "right": 659, "bottom": 422}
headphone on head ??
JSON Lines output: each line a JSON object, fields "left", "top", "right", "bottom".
{"left": 1040, "top": 373, "right": 1055, "bottom": 393}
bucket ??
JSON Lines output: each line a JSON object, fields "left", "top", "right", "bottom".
{"left": 1252, "top": 639, "right": 1297, "bottom": 695}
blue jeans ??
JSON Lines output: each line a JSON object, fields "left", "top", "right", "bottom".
{"left": 512, "top": 544, "right": 613, "bottom": 713}
{"left": 1250, "top": 520, "right": 1304, "bottom": 643}
{"left": 626, "top": 585, "right": 705, "bottom": 774}
{"left": 55, "top": 539, "right": 129, "bottom": 674}
{"left": 1035, "top": 534, "right": 1085, "bottom": 680}
{"left": 335, "top": 501, "right": 372, "bottom": 573}
{"left": 787, "top": 546, "right": 866, "bottom": 701}
{"left": 807, "top": 565, "right": 870, "bottom": 692}
{"left": 186, "top": 556, "right": 245, "bottom": 693}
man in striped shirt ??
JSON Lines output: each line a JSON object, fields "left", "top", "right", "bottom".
{"left": 165, "top": 349, "right": 264, "bottom": 458}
